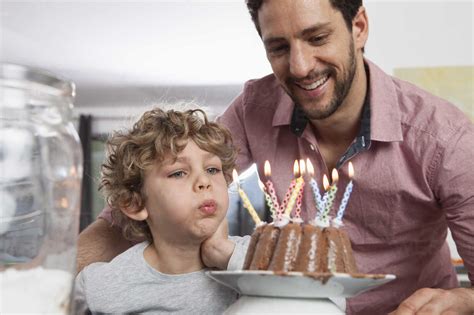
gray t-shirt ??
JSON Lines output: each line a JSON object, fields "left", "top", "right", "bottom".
{"left": 74, "top": 236, "right": 249, "bottom": 314}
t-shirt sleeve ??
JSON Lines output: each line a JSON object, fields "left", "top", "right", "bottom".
{"left": 73, "top": 271, "right": 89, "bottom": 314}
{"left": 227, "top": 235, "right": 250, "bottom": 270}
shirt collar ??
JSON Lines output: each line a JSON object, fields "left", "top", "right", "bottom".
{"left": 365, "top": 59, "right": 403, "bottom": 142}
{"left": 272, "top": 89, "right": 295, "bottom": 127}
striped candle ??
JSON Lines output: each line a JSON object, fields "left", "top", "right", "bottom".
{"left": 278, "top": 160, "right": 299, "bottom": 220}
{"left": 263, "top": 160, "right": 280, "bottom": 219}
{"left": 335, "top": 162, "right": 355, "bottom": 222}
{"left": 306, "top": 159, "right": 324, "bottom": 213}
{"left": 233, "top": 169, "right": 262, "bottom": 226}
{"left": 259, "top": 180, "right": 277, "bottom": 219}
{"left": 322, "top": 169, "right": 339, "bottom": 221}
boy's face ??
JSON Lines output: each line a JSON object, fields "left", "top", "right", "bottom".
{"left": 142, "top": 139, "right": 229, "bottom": 245}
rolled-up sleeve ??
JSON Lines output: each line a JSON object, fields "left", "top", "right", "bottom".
{"left": 433, "top": 123, "right": 474, "bottom": 285}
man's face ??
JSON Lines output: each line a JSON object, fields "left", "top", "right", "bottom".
{"left": 259, "top": 0, "right": 358, "bottom": 120}
{"left": 142, "top": 140, "right": 229, "bottom": 246}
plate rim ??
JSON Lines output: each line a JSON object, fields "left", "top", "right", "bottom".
{"left": 205, "top": 270, "right": 397, "bottom": 299}
{"left": 206, "top": 270, "right": 396, "bottom": 280}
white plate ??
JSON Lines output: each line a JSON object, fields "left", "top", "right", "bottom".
{"left": 206, "top": 270, "right": 396, "bottom": 298}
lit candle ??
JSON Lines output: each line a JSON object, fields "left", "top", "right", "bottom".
{"left": 284, "top": 160, "right": 305, "bottom": 217}
{"left": 306, "top": 159, "right": 324, "bottom": 213}
{"left": 314, "top": 175, "right": 331, "bottom": 227}
{"left": 294, "top": 159, "right": 306, "bottom": 219}
{"left": 258, "top": 180, "right": 276, "bottom": 220}
{"left": 322, "top": 169, "right": 339, "bottom": 221}
{"left": 278, "top": 160, "right": 299, "bottom": 220}
{"left": 263, "top": 160, "right": 280, "bottom": 218}
{"left": 233, "top": 169, "right": 262, "bottom": 226}
{"left": 320, "top": 174, "right": 330, "bottom": 213}
{"left": 333, "top": 162, "right": 355, "bottom": 227}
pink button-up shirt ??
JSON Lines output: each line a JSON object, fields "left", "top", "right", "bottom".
{"left": 218, "top": 59, "right": 474, "bottom": 314}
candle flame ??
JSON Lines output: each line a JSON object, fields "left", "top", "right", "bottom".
{"left": 348, "top": 161, "right": 354, "bottom": 178}
{"left": 232, "top": 169, "right": 240, "bottom": 187}
{"left": 60, "top": 197, "right": 69, "bottom": 208}
{"left": 264, "top": 160, "right": 271, "bottom": 177}
{"left": 293, "top": 160, "right": 300, "bottom": 178}
{"left": 331, "top": 168, "right": 339, "bottom": 184}
{"left": 299, "top": 159, "right": 306, "bottom": 176}
{"left": 258, "top": 180, "right": 266, "bottom": 192}
{"left": 323, "top": 174, "right": 330, "bottom": 191}
{"left": 69, "top": 166, "right": 77, "bottom": 177}
{"left": 306, "top": 159, "right": 314, "bottom": 176}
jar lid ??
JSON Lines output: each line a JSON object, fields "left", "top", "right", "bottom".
{"left": 0, "top": 63, "right": 75, "bottom": 99}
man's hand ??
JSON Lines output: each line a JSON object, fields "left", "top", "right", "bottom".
{"left": 200, "top": 218, "right": 235, "bottom": 270}
{"left": 389, "top": 287, "right": 474, "bottom": 315}
{"left": 76, "top": 219, "right": 133, "bottom": 274}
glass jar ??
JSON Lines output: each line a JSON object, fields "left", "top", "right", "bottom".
{"left": 0, "top": 63, "right": 83, "bottom": 313}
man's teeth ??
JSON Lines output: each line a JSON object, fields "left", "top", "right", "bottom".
{"left": 298, "top": 75, "right": 329, "bottom": 90}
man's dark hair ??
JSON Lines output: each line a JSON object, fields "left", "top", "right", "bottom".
{"left": 246, "top": 0, "right": 363, "bottom": 36}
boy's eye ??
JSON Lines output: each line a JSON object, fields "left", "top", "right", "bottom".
{"left": 207, "top": 167, "right": 221, "bottom": 175}
{"left": 168, "top": 170, "right": 186, "bottom": 178}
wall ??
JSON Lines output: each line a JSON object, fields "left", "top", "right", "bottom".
{"left": 74, "top": 84, "right": 243, "bottom": 134}
{"left": 71, "top": 1, "right": 472, "bottom": 133}
{"left": 366, "top": 0, "right": 472, "bottom": 72}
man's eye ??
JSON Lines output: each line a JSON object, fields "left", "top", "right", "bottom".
{"left": 207, "top": 167, "right": 221, "bottom": 175}
{"left": 168, "top": 171, "right": 186, "bottom": 178}
{"left": 309, "top": 35, "right": 327, "bottom": 45}
{"left": 267, "top": 45, "right": 289, "bottom": 56}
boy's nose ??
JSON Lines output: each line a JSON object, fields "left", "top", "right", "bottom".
{"left": 195, "top": 174, "right": 212, "bottom": 191}
{"left": 198, "top": 183, "right": 211, "bottom": 190}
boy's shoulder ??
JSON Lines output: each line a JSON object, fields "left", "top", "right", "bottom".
{"left": 77, "top": 241, "right": 149, "bottom": 290}
{"left": 75, "top": 242, "right": 152, "bottom": 312}
{"left": 86, "top": 241, "right": 147, "bottom": 272}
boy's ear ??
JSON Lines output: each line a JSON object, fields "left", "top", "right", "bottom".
{"left": 121, "top": 206, "right": 148, "bottom": 221}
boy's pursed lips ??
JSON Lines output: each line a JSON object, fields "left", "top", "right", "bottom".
{"left": 198, "top": 199, "right": 217, "bottom": 215}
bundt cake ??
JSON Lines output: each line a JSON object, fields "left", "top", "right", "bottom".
{"left": 243, "top": 222, "right": 358, "bottom": 274}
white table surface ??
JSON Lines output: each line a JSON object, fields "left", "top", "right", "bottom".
{"left": 224, "top": 296, "right": 345, "bottom": 314}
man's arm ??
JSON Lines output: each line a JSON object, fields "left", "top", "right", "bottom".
{"left": 76, "top": 218, "right": 133, "bottom": 274}
{"left": 391, "top": 117, "right": 474, "bottom": 314}
{"left": 389, "top": 287, "right": 474, "bottom": 315}
{"left": 216, "top": 91, "right": 253, "bottom": 172}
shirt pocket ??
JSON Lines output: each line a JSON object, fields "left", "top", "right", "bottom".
{"left": 342, "top": 171, "right": 398, "bottom": 245}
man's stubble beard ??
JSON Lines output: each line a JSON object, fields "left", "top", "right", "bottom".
{"left": 286, "top": 41, "right": 357, "bottom": 120}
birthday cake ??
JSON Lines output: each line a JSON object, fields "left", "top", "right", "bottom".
{"left": 243, "top": 223, "right": 358, "bottom": 274}
{"left": 235, "top": 160, "right": 358, "bottom": 275}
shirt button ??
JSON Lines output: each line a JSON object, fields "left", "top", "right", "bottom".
{"left": 310, "top": 144, "right": 315, "bottom": 151}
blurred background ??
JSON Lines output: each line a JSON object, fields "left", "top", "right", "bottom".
{"left": 1, "top": 0, "right": 472, "bottom": 284}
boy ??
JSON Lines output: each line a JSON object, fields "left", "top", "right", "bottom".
{"left": 74, "top": 107, "right": 246, "bottom": 314}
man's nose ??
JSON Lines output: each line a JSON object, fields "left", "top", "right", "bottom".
{"left": 289, "top": 43, "right": 314, "bottom": 79}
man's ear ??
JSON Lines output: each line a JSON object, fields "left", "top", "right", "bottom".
{"left": 121, "top": 206, "right": 148, "bottom": 221}
{"left": 352, "top": 6, "right": 369, "bottom": 51}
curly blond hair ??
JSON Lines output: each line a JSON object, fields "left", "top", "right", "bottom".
{"left": 99, "top": 107, "right": 237, "bottom": 242}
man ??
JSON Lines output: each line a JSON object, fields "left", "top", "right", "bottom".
{"left": 78, "top": 0, "right": 474, "bottom": 314}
